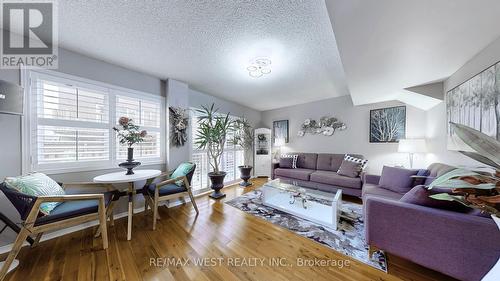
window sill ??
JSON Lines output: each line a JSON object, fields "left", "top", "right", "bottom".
{"left": 34, "top": 160, "right": 166, "bottom": 175}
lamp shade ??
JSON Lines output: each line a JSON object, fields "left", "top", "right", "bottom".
{"left": 398, "top": 139, "right": 427, "bottom": 153}
{"left": 274, "top": 138, "right": 285, "bottom": 147}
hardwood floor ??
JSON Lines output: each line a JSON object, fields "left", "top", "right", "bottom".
{"left": 2, "top": 178, "right": 456, "bottom": 281}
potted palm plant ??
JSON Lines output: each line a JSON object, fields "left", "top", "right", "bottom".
{"left": 233, "top": 117, "right": 254, "bottom": 187}
{"left": 427, "top": 122, "right": 499, "bottom": 281}
{"left": 195, "top": 104, "right": 234, "bottom": 199}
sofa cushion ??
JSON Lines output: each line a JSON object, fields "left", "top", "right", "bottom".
{"left": 362, "top": 183, "right": 404, "bottom": 200}
{"left": 296, "top": 153, "right": 318, "bottom": 170}
{"left": 274, "top": 168, "right": 314, "bottom": 181}
{"left": 337, "top": 159, "right": 363, "bottom": 178}
{"left": 316, "top": 154, "right": 345, "bottom": 171}
{"left": 279, "top": 157, "right": 294, "bottom": 169}
{"left": 379, "top": 166, "right": 419, "bottom": 194}
{"left": 310, "top": 170, "right": 362, "bottom": 189}
{"left": 400, "top": 185, "right": 470, "bottom": 212}
{"left": 316, "top": 153, "right": 364, "bottom": 171}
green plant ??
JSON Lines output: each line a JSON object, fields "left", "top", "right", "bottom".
{"left": 194, "top": 104, "right": 234, "bottom": 174}
{"left": 428, "top": 122, "right": 500, "bottom": 217}
{"left": 113, "top": 117, "right": 147, "bottom": 147}
{"left": 232, "top": 117, "right": 254, "bottom": 150}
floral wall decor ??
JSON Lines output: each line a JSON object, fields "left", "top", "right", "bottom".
{"left": 169, "top": 107, "right": 189, "bottom": 147}
{"left": 298, "top": 116, "right": 346, "bottom": 137}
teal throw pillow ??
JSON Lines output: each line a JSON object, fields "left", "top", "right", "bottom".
{"left": 171, "top": 162, "right": 195, "bottom": 186}
{"left": 5, "top": 172, "right": 65, "bottom": 215}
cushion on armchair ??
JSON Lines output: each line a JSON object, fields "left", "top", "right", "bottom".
{"left": 34, "top": 191, "right": 114, "bottom": 226}
{"left": 171, "top": 162, "right": 195, "bottom": 186}
{"left": 378, "top": 166, "right": 419, "bottom": 194}
{"left": 5, "top": 172, "right": 65, "bottom": 215}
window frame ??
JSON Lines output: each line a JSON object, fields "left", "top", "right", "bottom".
{"left": 21, "top": 68, "right": 166, "bottom": 175}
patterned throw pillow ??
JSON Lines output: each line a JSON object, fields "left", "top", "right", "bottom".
{"left": 281, "top": 154, "right": 298, "bottom": 168}
{"left": 5, "top": 173, "right": 65, "bottom": 215}
{"left": 342, "top": 155, "right": 368, "bottom": 170}
{"left": 171, "top": 162, "right": 195, "bottom": 186}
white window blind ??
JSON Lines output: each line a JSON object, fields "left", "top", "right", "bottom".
{"left": 26, "top": 70, "right": 165, "bottom": 173}
{"left": 190, "top": 108, "right": 244, "bottom": 192}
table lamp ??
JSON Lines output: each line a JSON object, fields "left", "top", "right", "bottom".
{"left": 273, "top": 138, "right": 286, "bottom": 161}
{"left": 398, "top": 139, "right": 427, "bottom": 168}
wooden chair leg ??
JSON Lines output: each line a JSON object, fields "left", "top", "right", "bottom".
{"left": 152, "top": 197, "right": 159, "bottom": 230}
{"left": 187, "top": 190, "right": 199, "bottom": 214}
{"left": 144, "top": 195, "right": 149, "bottom": 213}
{"left": 31, "top": 232, "right": 43, "bottom": 248}
{"left": 98, "top": 200, "right": 108, "bottom": 250}
{"left": 107, "top": 200, "right": 116, "bottom": 226}
{"left": 0, "top": 228, "right": 30, "bottom": 280}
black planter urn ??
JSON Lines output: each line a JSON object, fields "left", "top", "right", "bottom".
{"left": 208, "top": 171, "right": 227, "bottom": 199}
{"left": 238, "top": 165, "right": 253, "bottom": 187}
{"left": 119, "top": 147, "right": 141, "bottom": 175}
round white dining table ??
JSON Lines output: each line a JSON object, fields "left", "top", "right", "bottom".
{"left": 94, "top": 169, "right": 161, "bottom": 240}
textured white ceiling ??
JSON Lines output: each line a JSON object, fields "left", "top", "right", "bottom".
{"left": 326, "top": 0, "right": 500, "bottom": 108}
{"left": 58, "top": 0, "right": 349, "bottom": 111}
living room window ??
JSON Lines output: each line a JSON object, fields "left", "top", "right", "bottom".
{"left": 23, "top": 70, "right": 165, "bottom": 174}
{"left": 189, "top": 108, "right": 244, "bottom": 192}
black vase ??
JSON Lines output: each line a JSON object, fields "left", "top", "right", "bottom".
{"left": 208, "top": 171, "right": 227, "bottom": 199}
{"left": 119, "top": 147, "right": 141, "bottom": 175}
{"left": 238, "top": 165, "right": 253, "bottom": 187}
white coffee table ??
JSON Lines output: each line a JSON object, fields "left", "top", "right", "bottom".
{"left": 261, "top": 179, "right": 342, "bottom": 230}
{"left": 94, "top": 169, "right": 161, "bottom": 240}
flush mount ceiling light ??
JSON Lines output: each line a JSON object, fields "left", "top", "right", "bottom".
{"left": 247, "top": 57, "right": 271, "bottom": 78}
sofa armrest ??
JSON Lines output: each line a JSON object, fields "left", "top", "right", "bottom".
{"left": 271, "top": 162, "right": 280, "bottom": 179}
{"left": 363, "top": 174, "right": 380, "bottom": 185}
{"left": 365, "top": 196, "right": 500, "bottom": 281}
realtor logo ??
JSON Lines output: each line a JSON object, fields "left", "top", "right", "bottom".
{"left": 1, "top": 0, "right": 58, "bottom": 69}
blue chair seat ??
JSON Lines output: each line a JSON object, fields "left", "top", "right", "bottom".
{"left": 145, "top": 183, "right": 187, "bottom": 197}
{"left": 34, "top": 191, "right": 114, "bottom": 226}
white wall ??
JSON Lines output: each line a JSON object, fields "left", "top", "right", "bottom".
{"left": 261, "top": 95, "right": 428, "bottom": 174}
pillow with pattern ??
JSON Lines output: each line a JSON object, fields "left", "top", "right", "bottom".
{"left": 5, "top": 172, "right": 65, "bottom": 215}
{"left": 343, "top": 155, "right": 368, "bottom": 170}
{"left": 281, "top": 154, "right": 298, "bottom": 168}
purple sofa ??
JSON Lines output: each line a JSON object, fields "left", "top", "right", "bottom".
{"left": 271, "top": 153, "right": 365, "bottom": 196}
{"left": 363, "top": 163, "right": 500, "bottom": 281}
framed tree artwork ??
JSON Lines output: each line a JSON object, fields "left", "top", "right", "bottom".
{"left": 273, "top": 120, "right": 289, "bottom": 144}
{"left": 369, "top": 106, "right": 406, "bottom": 143}
{"left": 446, "top": 61, "right": 500, "bottom": 150}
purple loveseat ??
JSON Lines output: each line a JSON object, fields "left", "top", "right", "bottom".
{"left": 363, "top": 163, "right": 500, "bottom": 281}
{"left": 272, "top": 153, "right": 365, "bottom": 196}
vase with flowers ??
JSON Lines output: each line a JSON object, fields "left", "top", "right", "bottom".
{"left": 114, "top": 117, "right": 147, "bottom": 175}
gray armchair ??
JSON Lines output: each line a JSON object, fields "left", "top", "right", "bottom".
{"left": 142, "top": 162, "right": 198, "bottom": 230}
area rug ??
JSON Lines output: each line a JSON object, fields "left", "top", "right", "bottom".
{"left": 225, "top": 189, "right": 387, "bottom": 272}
